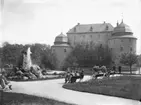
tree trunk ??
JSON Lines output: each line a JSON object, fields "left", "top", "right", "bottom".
{"left": 129, "top": 65, "right": 132, "bottom": 74}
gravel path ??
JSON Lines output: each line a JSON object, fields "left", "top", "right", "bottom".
{"left": 9, "top": 76, "right": 141, "bottom": 105}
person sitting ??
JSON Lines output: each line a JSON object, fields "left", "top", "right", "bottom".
{"left": 0, "top": 71, "right": 12, "bottom": 90}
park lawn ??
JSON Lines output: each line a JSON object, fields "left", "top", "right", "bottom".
{"left": 0, "top": 91, "right": 75, "bottom": 105}
{"left": 63, "top": 75, "right": 141, "bottom": 100}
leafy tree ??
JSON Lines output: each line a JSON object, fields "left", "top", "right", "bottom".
{"left": 63, "top": 43, "right": 112, "bottom": 68}
{"left": 1, "top": 42, "right": 56, "bottom": 70}
{"left": 2, "top": 42, "right": 24, "bottom": 67}
{"left": 120, "top": 53, "right": 138, "bottom": 74}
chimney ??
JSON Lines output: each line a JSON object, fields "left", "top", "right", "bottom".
{"left": 117, "top": 21, "right": 119, "bottom": 26}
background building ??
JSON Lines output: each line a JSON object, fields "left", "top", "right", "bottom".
{"left": 52, "top": 20, "right": 137, "bottom": 69}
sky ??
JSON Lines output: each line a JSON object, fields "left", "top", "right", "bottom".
{"left": 0, "top": 0, "right": 141, "bottom": 54}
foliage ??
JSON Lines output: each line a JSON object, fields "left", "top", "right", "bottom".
{"left": 120, "top": 53, "right": 138, "bottom": 74}
{"left": 1, "top": 42, "right": 57, "bottom": 69}
{"left": 137, "top": 55, "right": 141, "bottom": 67}
{"left": 63, "top": 43, "right": 112, "bottom": 68}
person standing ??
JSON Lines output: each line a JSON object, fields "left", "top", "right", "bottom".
{"left": 118, "top": 66, "right": 122, "bottom": 74}
{"left": 113, "top": 65, "right": 116, "bottom": 73}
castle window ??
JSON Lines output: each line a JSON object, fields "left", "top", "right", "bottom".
{"left": 52, "top": 48, "right": 55, "bottom": 53}
{"left": 99, "top": 35, "right": 100, "bottom": 39}
{"left": 100, "top": 44, "right": 102, "bottom": 48}
{"left": 120, "top": 46, "right": 123, "bottom": 51}
{"left": 64, "top": 48, "right": 67, "bottom": 52}
{"left": 111, "top": 48, "right": 112, "bottom": 51}
{"left": 90, "top": 26, "right": 93, "bottom": 31}
{"left": 74, "top": 27, "right": 76, "bottom": 32}
{"left": 83, "top": 35, "right": 85, "bottom": 38}
{"left": 129, "top": 39, "right": 131, "bottom": 42}
{"left": 130, "top": 47, "right": 132, "bottom": 51}
{"left": 121, "top": 39, "right": 123, "bottom": 42}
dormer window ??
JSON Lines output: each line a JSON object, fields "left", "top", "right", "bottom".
{"left": 90, "top": 26, "right": 93, "bottom": 31}
{"left": 105, "top": 25, "right": 109, "bottom": 30}
{"left": 74, "top": 27, "right": 76, "bottom": 32}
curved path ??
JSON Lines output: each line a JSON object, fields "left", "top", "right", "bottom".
{"left": 9, "top": 76, "right": 140, "bottom": 105}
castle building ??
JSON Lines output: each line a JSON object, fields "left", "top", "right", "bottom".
{"left": 52, "top": 20, "right": 137, "bottom": 69}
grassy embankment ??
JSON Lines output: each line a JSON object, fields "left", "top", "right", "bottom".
{"left": 63, "top": 75, "right": 141, "bottom": 100}
{"left": 0, "top": 91, "right": 76, "bottom": 105}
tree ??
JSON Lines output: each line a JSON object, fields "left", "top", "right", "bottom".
{"left": 63, "top": 43, "right": 112, "bottom": 68}
{"left": 137, "top": 55, "right": 141, "bottom": 73}
{"left": 120, "top": 53, "right": 138, "bottom": 74}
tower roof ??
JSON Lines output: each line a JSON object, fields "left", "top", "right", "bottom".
{"left": 113, "top": 20, "right": 133, "bottom": 35}
{"left": 54, "top": 32, "right": 69, "bottom": 45}
{"left": 56, "top": 32, "right": 67, "bottom": 38}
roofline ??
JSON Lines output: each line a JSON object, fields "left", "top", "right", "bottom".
{"left": 67, "top": 31, "right": 113, "bottom": 34}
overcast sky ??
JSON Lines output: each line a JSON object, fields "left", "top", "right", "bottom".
{"left": 0, "top": 0, "right": 141, "bottom": 54}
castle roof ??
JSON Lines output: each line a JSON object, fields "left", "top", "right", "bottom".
{"left": 56, "top": 32, "right": 67, "bottom": 38}
{"left": 67, "top": 22, "right": 114, "bottom": 34}
{"left": 113, "top": 20, "right": 133, "bottom": 35}
{"left": 54, "top": 32, "right": 70, "bottom": 46}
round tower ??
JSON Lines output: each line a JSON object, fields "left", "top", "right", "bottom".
{"left": 51, "top": 33, "right": 72, "bottom": 69}
{"left": 108, "top": 20, "right": 137, "bottom": 65}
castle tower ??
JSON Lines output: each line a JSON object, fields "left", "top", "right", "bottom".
{"left": 108, "top": 20, "right": 137, "bottom": 65}
{"left": 51, "top": 32, "right": 72, "bottom": 69}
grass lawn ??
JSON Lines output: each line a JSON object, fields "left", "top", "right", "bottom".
{"left": 0, "top": 91, "right": 75, "bottom": 105}
{"left": 63, "top": 75, "right": 141, "bottom": 100}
